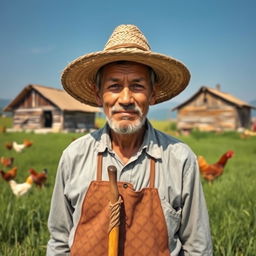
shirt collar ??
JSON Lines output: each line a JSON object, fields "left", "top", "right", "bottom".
{"left": 97, "top": 124, "right": 112, "bottom": 153}
{"left": 140, "top": 120, "right": 162, "bottom": 160}
{"left": 96, "top": 120, "right": 162, "bottom": 160}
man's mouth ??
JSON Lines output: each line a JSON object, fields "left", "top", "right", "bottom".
{"left": 112, "top": 110, "right": 138, "bottom": 115}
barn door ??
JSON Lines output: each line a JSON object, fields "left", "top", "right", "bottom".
{"left": 43, "top": 111, "right": 52, "bottom": 128}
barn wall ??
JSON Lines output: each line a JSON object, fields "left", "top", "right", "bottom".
{"left": 9, "top": 88, "right": 97, "bottom": 132}
{"left": 176, "top": 92, "right": 239, "bottom": 131}
{"left": 17, "top": 90, "right": 52, "bottom": 108}
{"left": 12, "top": 107, "right": 62, "bottom": 130}
{"left": 11, "top": 89, "right": 63, "bottom": 130}
{"left": 237, "top": 107, "right": 251, "bottom": 128}
{"left": 63, "top": 112, "right": 95, "bottom": 131}
{"left": 13, "top": 109, "right": 42, "bottom": 129}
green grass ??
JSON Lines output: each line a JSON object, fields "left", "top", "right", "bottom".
{"left": 0, "top": 119, "right": 256, "bottom": 255}
{"left": 179, "top": 132, "right": 256, "bottom": 255}
{"left": 0, "top": 131, "right": 83, "bottom": 255}
{"left": 0, "top": 116, "right": 12, "bottom": 132}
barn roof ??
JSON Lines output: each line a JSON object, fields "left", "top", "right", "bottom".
{"left": 173, "top": 86, "right": 256, "bottom": 110}
{"left": 4, "top": 84, "right": 100, "bottom": 112}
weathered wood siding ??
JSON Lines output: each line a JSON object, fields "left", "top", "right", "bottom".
{"left": 63, "top": 111, "right": 95, "bottom": 130}
{"left": 11, "top": 90, "right": 62, "bottom": 130}
{"left": 177, "top": 92, "right": 240, "bottom": 131}
{"left": 11, "top": 88, "right": 96, "bottom": 131}
{"left": 13, "top": 109, "right": 42, "bottom": 129}
{"left": 16, "top": 90, "right": 53, "bottom": 108}
{"left": 13, "top": 107, "right": 62, "bottom": 130}
{"left": 237, "top": 107, "right": 251, "bottom": 128}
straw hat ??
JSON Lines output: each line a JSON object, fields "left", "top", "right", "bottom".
{"left": 62, "top": 24, "right": 190, "bottom": 107}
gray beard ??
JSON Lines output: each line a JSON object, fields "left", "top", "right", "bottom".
{"left": 106, "top": 116, "right": 146, "bottom": 134}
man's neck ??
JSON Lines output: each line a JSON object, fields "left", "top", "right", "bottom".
{"left": 110, "top": 125, "right": 146, "bottom": 164}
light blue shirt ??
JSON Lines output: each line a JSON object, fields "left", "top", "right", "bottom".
{"left": 47, "top": 121, "right": 212, "bottom": 255}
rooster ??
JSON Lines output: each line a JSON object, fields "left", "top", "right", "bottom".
{"left": 0, "top": 156, "right": 14, "bottom": 167}
{"left": 197, "top": 150, "right": 234, "bottom": 182}
{"left": 29, "top": 168, "right": 48, "bottom": 187}
{"left": 0, "top": 167, "right": 18, "bottom": 181}
{"left": 9, "top": 176, "right": 33, "bottom": 197}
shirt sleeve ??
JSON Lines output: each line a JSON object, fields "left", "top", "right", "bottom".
{"left": 178, "top": 153, "right": 213, "bottom": 255}
{"left": 47, "top": 150, "right": 73, "bottom": 256}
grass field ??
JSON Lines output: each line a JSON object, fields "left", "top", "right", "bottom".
{"left": 0, "top": 117, "right": 255, "bottom": 255}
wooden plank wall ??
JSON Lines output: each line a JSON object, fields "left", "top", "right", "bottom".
{"left": 63, "top": 112, "right": 95, "bottom": 131}
{"left": 12, "top": 89, "right": 62, "bottom": 130}
{"left": 17, "top": 90, "right": 51, "bottom": 108}
{"left": 177, "top": 92, "right": 240, "bottom": 131}
{"left": 13, "top": 108, "right": 62, "bottom": 130}
{"left": 12, "top": 89, "right": 96, "bottom": 131}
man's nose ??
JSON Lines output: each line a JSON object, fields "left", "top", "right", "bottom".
{"left": 118, "top": 87, "right": 133, "bottom": 104}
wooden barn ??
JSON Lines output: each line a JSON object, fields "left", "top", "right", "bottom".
{"left": 172, "top": 86, "right": 256, "bottom": 132}
{"left": 4, "top": 84, "right": 99, "bottom": 132}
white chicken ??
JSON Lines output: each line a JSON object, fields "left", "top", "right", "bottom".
{"left": 12, "top": 141, "right": 26, "bottom": 153}
{"left": 9, "top": 176, "right": 33, "bottom": 197}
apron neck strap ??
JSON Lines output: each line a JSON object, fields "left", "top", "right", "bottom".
{"left": 149, "top": 157, "right": 156, "bottom": 188}
{"left": 97, "top": 152, "right": 103, "bottom": 181}
{"left": 96, "top": 153, "right": 156, "bottom": 188}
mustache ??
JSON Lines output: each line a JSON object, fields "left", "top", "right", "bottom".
{"left": 111, "top": 104, "right": 143, "bottom": 115}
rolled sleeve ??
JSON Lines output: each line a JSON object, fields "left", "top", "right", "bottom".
{"left": 179, "top": 155, "right": 213, "bottom": 255}
{"left": 47, "top": 151, "right": 73, "bottom": 255}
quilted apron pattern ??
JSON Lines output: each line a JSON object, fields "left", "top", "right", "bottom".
{"left": 71, "top": 153, "right": 170, "bottom": 256}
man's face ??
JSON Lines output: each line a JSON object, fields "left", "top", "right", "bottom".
{"left": 96, "top": 62, "right": 156, "bottom": 134}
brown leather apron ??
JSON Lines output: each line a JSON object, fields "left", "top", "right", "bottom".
{"left": 71, "top": 153, "right": 170, "bottom": 256}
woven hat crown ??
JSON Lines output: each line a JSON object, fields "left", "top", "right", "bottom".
{"left": 104, "top": 24, "right": 151, "bottom": 51}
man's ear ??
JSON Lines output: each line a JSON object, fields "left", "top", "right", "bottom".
{"left": 94, "top": 84, "right": 103, "bottom": 107}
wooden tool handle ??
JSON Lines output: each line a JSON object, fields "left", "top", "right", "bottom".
{"left": 107, "top": 165, "right": 119, "bottom": 256}
{"left": 107, "top": 165, "right": 119, "bottom": 203}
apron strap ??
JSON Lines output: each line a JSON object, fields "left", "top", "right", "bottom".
{"left": 96, "top": 152, "right": 156, "bottom": 188}
{"left": 149, "top": 157, "right": 156, "bottom": 188}
{"left": 97, "top": 152, "right": 103, "bottom": 181}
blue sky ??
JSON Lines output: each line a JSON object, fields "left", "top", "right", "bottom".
{"left": 1, "top": 0, "right": 255, "bottom": 109}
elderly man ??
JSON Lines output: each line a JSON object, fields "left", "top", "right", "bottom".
{"left": 47, "top": 24, "right": 212, "bottom": 255}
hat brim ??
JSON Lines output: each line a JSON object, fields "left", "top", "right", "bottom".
{"left": 61, "top": 48, "right": 190, "bottom": 107}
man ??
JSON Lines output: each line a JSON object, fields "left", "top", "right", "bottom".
{"left": 47, "top": 24, "right": 212, "bottom": 255}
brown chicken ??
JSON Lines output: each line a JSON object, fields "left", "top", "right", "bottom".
{"left": 5, "top": 142, "right": 13, "bottom": 150}
{"left": 197, "top": 150, "right": 234, "bottom": 182}
{"left": 0, "top": 156, "right": 14, "bottom": 167}
{"left": 23, "top": 139, "right": 33, "bottom": 148}
{"left": 0, "top": 167, "right": 18, "bottom": 181}
{"left": 28, "top": 168, "right": 48, "bottom": 187}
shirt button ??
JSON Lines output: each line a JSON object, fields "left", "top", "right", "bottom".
{"left": 123, "top": 183, "right": 128, "bottom": 189}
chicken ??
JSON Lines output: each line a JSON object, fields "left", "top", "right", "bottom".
{"left": 243, "top": 129, "right": 256, "bottom": 137}
{"left": 5, "top": 142, "right": 13, "bottom": 150}
{"left": 0, "top": 167, "right": 18, "bottom": 181}
{"left": 0, "top": 156, "right": 14, "bottom": 167}
{"left": 23, "top": 139, "right": 33, "bottom": 148}
{"left": 12, "top": 140, "right": 33, "bottom": 152}
{"left": 12, "top": 141, "right": 26, "bottom": 153}
{"left": 9, "top": 176, "right": 33, "bottom": 197}
{"left": 197, "top": 150, "right": 234, "bottom": 182}
{"left": 29, "top": 168, "right": 48, "bottom": 187}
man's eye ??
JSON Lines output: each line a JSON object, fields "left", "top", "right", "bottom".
{"left": 131, "top": 84, "right": 144, "bottom": 90}
{"left": 108, "top": 84, "right": 120, "bottom": 90}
